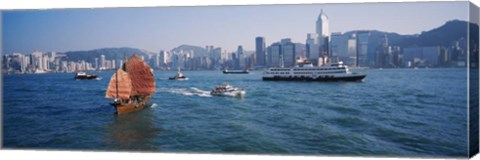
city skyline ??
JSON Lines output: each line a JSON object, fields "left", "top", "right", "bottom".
{"left": 2, "top": 2, "right": 469, "bottom": 54}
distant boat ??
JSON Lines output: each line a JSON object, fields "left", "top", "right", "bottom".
{"left": 34, "top": 69, "right": 47, "bottom": 74}
{"left": 210, "top": 83, "right": 246, "bottom": 97}
{"left": 74, "top": 72, "right": 99, "bottom": 80}
{"left": 169, "top": 68, "right": 188, "bottom": 80}
{"left": 223, "top": 69, "right": 250, "bottom": 74}
{"left": 105, "top": 54, "right": 156, "bottom": 114}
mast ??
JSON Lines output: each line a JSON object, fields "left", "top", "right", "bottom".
{"left": 115, "top": 69, "right": 118, "bottom": 98}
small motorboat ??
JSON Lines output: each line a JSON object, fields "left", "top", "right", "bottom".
{"left": 223, "top": 69, "right": 250, "bottom": 74}
{"left": 210, "top": 83, "right": 246, "bottom": 97}
{"left": 75, "top": 72, "right": 99, "bottom": 80}
{"left": 169, "top": 68, "right": 188, "bottom": 80}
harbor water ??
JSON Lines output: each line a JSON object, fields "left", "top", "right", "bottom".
{"left": 2, "top": 68, "right": 469, "bottom": 157}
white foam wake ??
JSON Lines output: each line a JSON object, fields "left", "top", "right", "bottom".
{"left": 158, "top": 87, "right": 212, "bottom": 97}
{"left": 150, "top": 103, "right": 158, "bottom": 108}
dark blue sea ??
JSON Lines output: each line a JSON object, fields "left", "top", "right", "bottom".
{"left": 2, "top": 68, "right": 469, "bottom": 157}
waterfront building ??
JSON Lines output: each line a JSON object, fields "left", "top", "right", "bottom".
{"left": 255, "top": 36, "right": 266, "bottom": 67}
{"left": 330, "top": 32, "right": 349, "bottom": 63}
{"left": 237, "top": 45, "right": 245, "bottom": 69}
{"left": 159, "top": 50, "right": 171, "bottom": 66}
{"left": 403, "top": 46, "right": 441, "bottom": 67}
{"left": 100, "top": 54, "right": 106, "bottom": 70}
{"left": 356, "top": 31, "right": 370, "bottom": 67}
{"left": 391, "top": 46, "right": 402, "bottom": 67}
{"left": 282, "top": 41, "right": 296, "bottom": 67}
{"left": 42, "top": 55, "right": 49, "bottom": 71}
{"left": 270, "top": 43, "right": 282, "bottom": 67}
{"left": 94, "top": 58, "right": 98, "bottom": 70}
{"left": 375, "top": 34, "right": 392, "bottom": 67}
{"left": 32, "top": 50, "right": 43, "bottom": 71}
{"left": 306, "top": 33, "right": 320, "bottom": 63}
{"left": 347, "top": 34, "right": 357, "bottom": 66}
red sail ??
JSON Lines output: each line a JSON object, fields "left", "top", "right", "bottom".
{"left": 106, "top": 69, "right": 133, "bottom": 99}
{"left": 124, "top": 54, "right": 156, "bottom": 95}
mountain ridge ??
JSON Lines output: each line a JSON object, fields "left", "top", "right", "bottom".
{"left": 58, "top": 19, "right": 476, "bottom": 62}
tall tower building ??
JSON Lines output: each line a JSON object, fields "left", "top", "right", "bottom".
{"left": 356, "top": 31, "right": 370, "bottom": 67}
{"left": 316, "top": 10, "right": 330, "bottom": 56}
{"left": 100, "top": 54, "right": 106, "bottom": 70}
{"left": 237, "top": 45, "right": 245, "bottom": 69}
{"left": 306, "top": 33, "right": 320, "bottom": 62}
{"left": 255, "top": 37, "right": 266, "bottom": 67}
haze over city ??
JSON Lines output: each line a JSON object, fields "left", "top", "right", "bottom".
{"left": 2, "top": 2, "right": 468, "bottom": 54}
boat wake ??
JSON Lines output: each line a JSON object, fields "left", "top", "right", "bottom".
{"left": 150, "top": 103, "right": 158, "bottom": 108}
{"left": 158, "top": 87, "right": 212, "bottom": 97}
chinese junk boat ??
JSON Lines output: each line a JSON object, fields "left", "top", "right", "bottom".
{"left": 105, "top": 54, "right": 156, "bottom": 114}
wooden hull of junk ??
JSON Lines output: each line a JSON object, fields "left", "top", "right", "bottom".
{"left": 110, "top": 95, "right": 152, "bottom": 114}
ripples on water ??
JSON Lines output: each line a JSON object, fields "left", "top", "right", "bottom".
{"left": 2, "top": 68, "right": 469, "bottom": 157}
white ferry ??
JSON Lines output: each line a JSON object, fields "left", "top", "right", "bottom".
{"left": 262, "top": 61, "right": 366, "bottom": 82}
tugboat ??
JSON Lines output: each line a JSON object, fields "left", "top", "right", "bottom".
{"left": 75, "top": 71, "right": 99, "bottom": 80}
{"left": 222, "top": 69, "right": 250, "bottom": 74}
{"left": 105, "top": 54, "right": 156, "bottom": 114}
{"left": 210, "top": 83, "right": 246, "bottom": 97}
{"left": 169, "top": 68, "right": 188, "bottom": 80}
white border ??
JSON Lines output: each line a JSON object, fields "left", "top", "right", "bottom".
{"left": 0, "top": 0, "right": 478, "bottom": 160}
{"left": 0, "top": 0, "right": 477, "bottom": 10}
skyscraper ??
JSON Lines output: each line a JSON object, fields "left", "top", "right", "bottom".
{"left": 270, "top": 43, "right": 282, "bottom": 67}
{"left": 330, "top": 32, "right": 349, "bottom": 62}
{"left": 306, "top": 33, "right": 320, "bottom": 62}
{"left": 356, "top": 31, "right": 370, "bottom": 67}
{"left": 237, "top": 45, "right": 245, "bottom": 69}
{"left": 255, "top": 37, "right": 266, "bottom": 67}
{"left": 32, "top": 50, "right": 43, "bottom": 71}
{"left": 100, "top": 54, "right": 106, "bottom": 70}
{"left": 347, "top": 34, "right": 357, "bottom": 66}
{"left": 280, "top": 39, "right": 296, "bottom": 67}
{"left": 316, "top": 10, "right": 330, "bottom": 56}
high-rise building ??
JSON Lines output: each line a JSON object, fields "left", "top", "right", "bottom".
{"left": 316, "top": 10, "right": 330, "bottom": 56}
{"left": 32, "top": 50, "right": 43, "bottom": 71}
{"left": 347, "top": 34, "right": 357, "bottom": 66}
{"left": 159, "top": 50, "right": 170, "bottom": 66}
{"left": 403, "top": 46, "right": 440, "bottom": 67}
{"left": 100, "top": 54, "right": 106, "bottom": 70}
{"left": 330, "top": 32, "right": 349, "bottom": 63}
{"left": 237, "top": 45, "right": 245, "bottom": 69}
{"left": 306, "top": 33, "right": 320, "bottom": 62}
{"left": 270, "top": 43, "right": 282, "bottom": 67}
{"left": 213, "top": 47, "right": 222, "bottom": 66}
{"left": 391, "top": 46, "right": 402, "bottom": 67}
{"left": 375, "top": 34, "right": 391, "bottom": 67}
{"left": 42, "top": 55, "right": 49, "bottom": 71}
{"left": 283, "top": 43, "right": 295, "bottom": 67}
{"left": 356, "top": 31, "right": 370, "bottom": 67}
{"left": 255, "top": 37, "right": 266, "bottom": 66}
{"left": 94, "top": 58, "right": 99, "bottom": 70}
{"left": 280, "top": 39, "right": 296, "bottom": 67}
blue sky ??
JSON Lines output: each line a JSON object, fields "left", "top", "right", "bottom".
{"left": 2, "top": 1, "right": 469, "bottom": 54}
